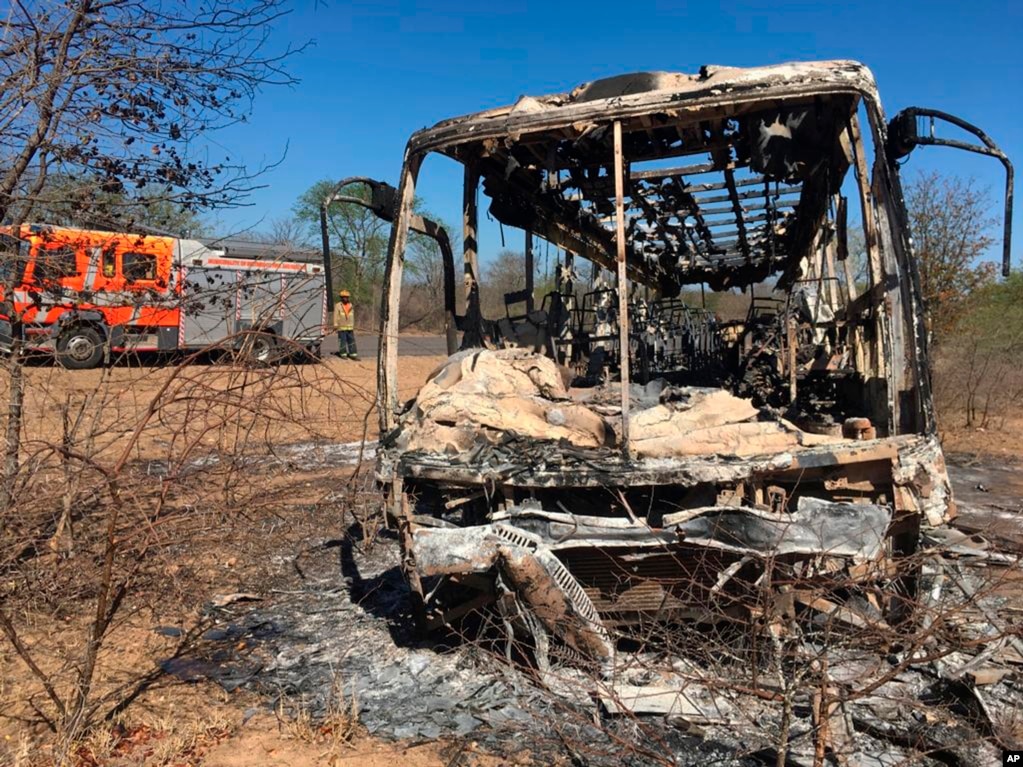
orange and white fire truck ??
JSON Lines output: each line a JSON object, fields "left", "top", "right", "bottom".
{"left": 0, "top": 224, "right": 327, "bottom": 368}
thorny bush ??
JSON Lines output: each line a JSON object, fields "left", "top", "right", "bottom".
{"left": 0, "top": 341, "right": 379, "bottom": 765}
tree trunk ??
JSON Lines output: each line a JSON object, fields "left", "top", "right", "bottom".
{"left": 1, "top": 337, "right": 24, "bottom": 529}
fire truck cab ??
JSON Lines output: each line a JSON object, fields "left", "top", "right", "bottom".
{"left": 0, "top": 224, "right": 327, "bottom": 368}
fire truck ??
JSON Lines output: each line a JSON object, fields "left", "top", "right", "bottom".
{"left": 0, "top": 224, "right": 328, "bottom": 368}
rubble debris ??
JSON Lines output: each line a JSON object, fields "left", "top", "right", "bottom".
{"left": 165, "top": 472, "right": 1020, "bottom": 764}
{"left": 210, "top": 592, "right": 264, "bottom": 608}
{"left": 399, "top": 349, "right": 606, "bottom": 454}
{"left": 667, "top": 497, "right": 891, "bottom": 560}
{"left": 172, "top": 534, "right": 547, "bottom": 742}
{"left": 598, "top": 681, "right": 735, "bottom": 723}
{"left": 414, "top": 524, "right": 614, "bottom": 664}
{"left": 398, "top": 348, "right": 852, "bottom": 460}
{"left": 383, "top": 348, "right": 957, "bottom": 654}
{"left": 391, "top": 343, "right": 943, "bottom": 652}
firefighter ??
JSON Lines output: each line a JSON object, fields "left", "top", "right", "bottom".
{"left": 333, "top": 289, "right": 358, "bottom": 359}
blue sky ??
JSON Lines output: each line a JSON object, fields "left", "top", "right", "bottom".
{"left": 209, "top": 0, "right": 1021, "bottom": 267}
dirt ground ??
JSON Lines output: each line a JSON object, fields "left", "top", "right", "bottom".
{"left": 6, "top": 355, "right": 444, "bottom": 461}
{"left": 940, "top": 413, "right": 1023, "bottom": 459}
{"left": 6, "top": 351, "right": 1012, "bottom": 469}
{"left": 1, "top": 355, "right": 466, "bottom": 767}
{"left": 201, "top": 718, "right": 455, "bottom": 767}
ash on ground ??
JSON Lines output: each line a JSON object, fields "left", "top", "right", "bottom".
{"left": 158, "top": 460, "right": 1023, "bottom": 766}
{"left": 170, "top": 520, "right": 746, "bottom": 765}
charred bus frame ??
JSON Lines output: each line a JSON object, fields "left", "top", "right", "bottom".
{"left": 338, "top": 61, "right": 1012, "bottom": 664}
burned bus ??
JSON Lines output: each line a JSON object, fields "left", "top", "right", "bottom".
{"left": 354, "top": 61, "right": 1013, "bottom": 666}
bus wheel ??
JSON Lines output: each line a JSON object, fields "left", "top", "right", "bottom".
{"left": 56, "top": 327, "right": 105, "bottom": 370}
{"left": 238, "top": 330, "right": 277, "bottom": 365}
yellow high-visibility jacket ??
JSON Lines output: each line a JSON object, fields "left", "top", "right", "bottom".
{"left": 334, "top": 303, "right": 355, "bottom": 331}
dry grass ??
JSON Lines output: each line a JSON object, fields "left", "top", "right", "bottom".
{"left": 933, "top": 343, "right": 1023, "bottom": 455}
{"left": 0, "top": 353, "right": 446, "bottom": 767}
{"left": 0, "top": 355, "right": 442, "bottom": 462}
{"left": 940, "top": 414, "right": 1023, "bottom": 458}
{"left": 275, "top": 674, "right": 361, "bottom": 763}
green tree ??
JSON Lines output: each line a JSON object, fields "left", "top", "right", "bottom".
{"left": 292, "top": 179, "right": 458, "bottom": 330}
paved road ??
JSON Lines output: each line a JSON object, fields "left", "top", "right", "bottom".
{"left": 321, "top": 333, "right": 450, "bottom": 358}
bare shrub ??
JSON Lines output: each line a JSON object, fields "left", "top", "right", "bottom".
{"left": 905, "top": 171, "right": 997, "bottom": 340}
{"left": 933, "top": 273, "right": 1023, "bottom": 429}
{"left": 0, "top": 344, "right": 379, "bottom": 762}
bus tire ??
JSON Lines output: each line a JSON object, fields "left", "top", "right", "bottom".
{"left": 56, "top": 326, "right": 105, "bottom": 370}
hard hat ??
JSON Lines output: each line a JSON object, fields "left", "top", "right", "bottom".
{"left": 338, "top": 290, "right": 350, "bottom": 298}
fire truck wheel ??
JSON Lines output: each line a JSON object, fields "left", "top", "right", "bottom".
{"left": 56, "top": 326, "right": 105, "bottom": 370}
{"left": 239, "top": 330, "right": 277, "bottom": 365}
